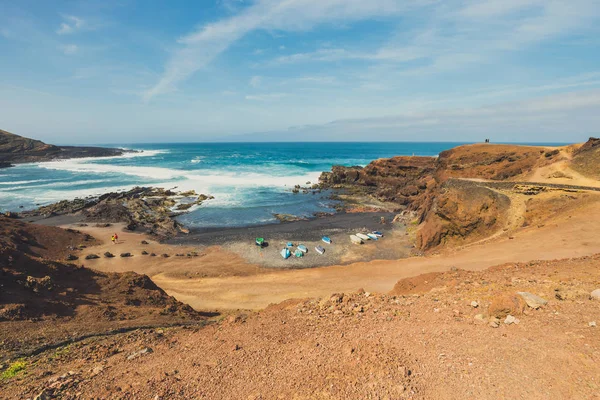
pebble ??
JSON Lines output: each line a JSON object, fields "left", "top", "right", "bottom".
{"left": 504, "top": 315, "right": 519, "bottom": 325}
{"left": 591, "top": 289, "right": 600, "bottom": 301}
{"left": 470, "top": 301, "right": 479, "bottom": 308}
{"left": 489, "top": 320, "right": 500, "bottom": 328}
{"left": 589, "top": 321, "right": 597, "bottom": 328}
{"left": 127, "top": 347, "right": 153, "bottom": 360}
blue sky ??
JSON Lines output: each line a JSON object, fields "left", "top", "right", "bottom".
{"left": 1, "top": 0, "right": 599, "bottom": 143}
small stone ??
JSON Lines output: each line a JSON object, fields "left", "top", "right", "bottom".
{"left": 162, "top": 254, "right": 170, "bottom": 258}
{"left": 589, "top": 321, "right": 597, "bottom": 327}
{"left": 141, "top": 240, "right": 149, "bottom": 245}
{"left": 141, "top": 250, "right": 149, "bottom": 255}
{"left": 489, "top": 320, "right": 500, "bottom": 328}
{"left": 364, "top": 292, "right": 371, "bottom": 298}
{"left": 127, "top": 347, "right": 153, "bottom": 360}
{"left": 433, "top": 308, "right": 440, "bottom": 313}
{"left": 120, "top": 252, "right": 132, "bottom": 258}
{"left": 473, "top": 314, "right": 486, "bottom": 325}
{"left": 516, "top": 292, "right": 548, "bottom": 309}
{"left": 104, "top": 252, "right": 114, "bottom": 258}
{"left": 85, "top": 254, "right": 100, "bottom": 260}
{"left": 66, "top": 254, "right": 79, "bottom": 261}
{"left": 470, "top": 301, "right": 479, "bottom": 308}
{"left": 590, "top": 289, "right": 600, "bottom": 301}
{"left": 504, "top": 315, "right": 516, "bottom": 325}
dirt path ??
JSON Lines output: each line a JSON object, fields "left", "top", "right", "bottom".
{"left": 152, "top": 201, "right": 600, "bottom": 310}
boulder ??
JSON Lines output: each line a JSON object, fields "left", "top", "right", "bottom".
{"left": 489, "top": 294, "right": 526, "bottom": 318}
{"left": 85, "top": 254, "right": 100, "bottom": 260}
{"left": 104, "top": 252, "right": 114, "bottom": 258}
{"left": 590, "top": 289, "right": 600, "bottom": 301}
{"left": 141, "top": 250, "right": 149, "bottom": 255}
{"left": 66, "top": 254, "right": 79, "bottom": 261}
{"left": 516, "top": 292, "right": 548, "bottom": 309}
{"left": 120, "top": 252, "right": 132, "bottom": 258}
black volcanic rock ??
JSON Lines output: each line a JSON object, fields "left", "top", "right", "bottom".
{"left": 0, "top": 128, "right": 131, "bottom": 164}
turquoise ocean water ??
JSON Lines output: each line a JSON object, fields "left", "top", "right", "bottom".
{"left": 0, "top": 142, "right": 561, "bottom": 228}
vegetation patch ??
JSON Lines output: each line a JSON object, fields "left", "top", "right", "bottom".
{"left": 1, "top": 360, "right": 27, "bottom": 380}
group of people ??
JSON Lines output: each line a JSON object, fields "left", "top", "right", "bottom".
{"left": 111, "top": 233, "right": 119, "bottom": 244}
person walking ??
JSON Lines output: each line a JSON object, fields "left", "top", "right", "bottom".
{"left": 114, "top": 233, "right": 119, "bottom": 244}
{"left": 111, "top": 235, "right": 116, "bottom": 245}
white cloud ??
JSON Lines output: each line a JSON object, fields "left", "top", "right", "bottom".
{"left": 56, "top": 15, "right": 85, "bottom": 35}
{"left": 143, "top": 0, "right": 430, "bottom": 101}
{"left": 60, "top": 44, "right": 78, "bottom": 55}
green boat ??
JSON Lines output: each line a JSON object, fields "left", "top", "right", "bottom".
{"left": 294, "top": 249, "right": 304, "bottom": 258}
{"left": 255, "top": 237, "right": 265, "bottom": 247}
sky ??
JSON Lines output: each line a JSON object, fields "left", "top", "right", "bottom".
{"left": 0, "top": 0, "right": 599, "bottom": 144}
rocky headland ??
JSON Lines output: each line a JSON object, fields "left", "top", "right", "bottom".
{"left": 0, "top": 129, "right": 131, "bottom": 167}
{"left": 320, "top": 139, "right": 600, "bottom": 251}
{"left": 17, "top": 187, "right": 213, "bottom": 239}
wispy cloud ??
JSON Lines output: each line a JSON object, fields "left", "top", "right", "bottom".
{"left": 245, "top": 92, "right": 288, "bottom": 101}
{"left": 143, "top": 0, "right": 428, "bottom": 101}
{"left": 56, "top": 15, "right": 85, "bottom": 35}
{"left": 60, "top": 44, "right": 78, "bottom": 55}
{"left": 249, "top": 75, "right": 262, "bottom": 88}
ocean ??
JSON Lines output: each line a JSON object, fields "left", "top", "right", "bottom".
{"left": 0, "top": 142, "right": 553, "bottom": 228}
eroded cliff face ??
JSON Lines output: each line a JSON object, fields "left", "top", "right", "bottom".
{"left": 416, "top": 184, "right": 510, "bottom": 250}
{"left": 571, "top": 137, "right": 600, "bottom": 179}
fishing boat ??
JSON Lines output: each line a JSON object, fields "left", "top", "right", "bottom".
{"left": 367, "top": 233, "right": 378, "bottom": 240}
{"left": 356, "top": 233, "right": 370, "bottom": 241}
{"left": 372, "top": 231, "right": 383, "bottom": 237}
{"left": 255, "top": 237, "right": 265, "bottom": 247}
{"left": 322, "top": 236, "right": 331, "bottom": 244}
{"left": 286, "top": 242, "right": 294, "bottom": 247}
{"left": 281, "top": 248, "right": 291, "bottom": 259}
{"left": 297, "top": 244, "right": 308, "bottom": 253}
{"left": 315, "top": 245, "right": 325, "bottom": 255}
{"left": 294, "top": 249, "right": 304, "bottom": 258}
{"left": 350, "top": 235, "right": 363, "bottom": 244}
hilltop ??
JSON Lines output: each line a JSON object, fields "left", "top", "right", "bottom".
{"left": 0, "top": 129, "right": 129, "bottom": 167}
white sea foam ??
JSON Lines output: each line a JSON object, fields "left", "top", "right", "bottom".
{"left": 0, "top": 179, "right": 50, "bottom": 185}
{"left": 0, "top": 179, "right": 111, "bottom": 191}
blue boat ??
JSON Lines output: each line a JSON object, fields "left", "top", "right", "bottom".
{"left": 322, "top": 236, "right": 331, "bottom": 244}
{"left": 297, "top": 244, "right": 308, "bottom": 253}
{"left": 367, "top": 233, "right": 378, "bottom": 240}
{"left": 281, "top": 248, "right": 291, "bottom": 259}
{"left": 287, "top": 242, "right": 294, "bottom": 247}
{"left": 294, "top": 249, "right": 304, "bottom": 258}
{"left": 372, "top": 231, "right": 383, "bottom": 237}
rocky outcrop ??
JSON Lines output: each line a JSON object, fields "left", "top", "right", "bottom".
{"left": 319, "top": 156, "right": 437, "bottom": 208}
{"left": 0, "top": 128, "right": 130, "bottom": 164}
{"left": 571, "top": 137, "right": 600, "bottom": 179}
{"left": 19, "top": 187, "right": 212, "bottom": 240}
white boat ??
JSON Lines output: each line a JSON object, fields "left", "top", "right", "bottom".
{"left": 356, "top": 233, "right": 370, "bottom": 241}
{"left": 367, "top": 233, "right": 378, "bottom": 240}
{"left": 350, "top": 235, "right": 363, "bottom": 244}
{"left": 322, "top": 236, "right": 331, "bottom": 244}
{"left": 315, "top": 245, "right": 325, "bottom": 255}
{"left": 281, "top": 248, "right": 291, "bottom": 259}
{"left": 372, "top": 231, "right": 383, "bottom": 237}
{"left": 297, "top": 244, "right": 308, "bottom": 253}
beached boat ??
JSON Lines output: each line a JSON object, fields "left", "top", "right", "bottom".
{"left": 286, "top": 242, "right": 294, "bottom": 247}
{"left": 356, "top": 233, "right": 370, "bottom": 241}
{"left": 281, "top": 248, "right": 291, "bottom": 259}
{"left": 367, "top": 233, "right": 378, "bottom": 240}
{"left": 294, "top": 249, "right": 304, "bottom": 258}
{"left": 315, "top": 245, "right": 325, "bottom": 255}
{"left": 322, "top": 236, "right": 331, "bottom": 244}
{"left": 372, "top": 231, "right": 383, "bottom": 237}
{"left": 350, "top": 235, "right": 363, "bottom": 244}
{"left": 255, "top": 237, "right": 265, "bottom": 247}
{"left": 297, "top": 244, "right": 308, "bottom": 253}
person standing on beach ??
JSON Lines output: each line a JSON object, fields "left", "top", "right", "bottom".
{"left": 111, "top": 235, "right": 116, "bottom": 245}
{"left": 114, "top": 233, "right": 119, "bottom": 244}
